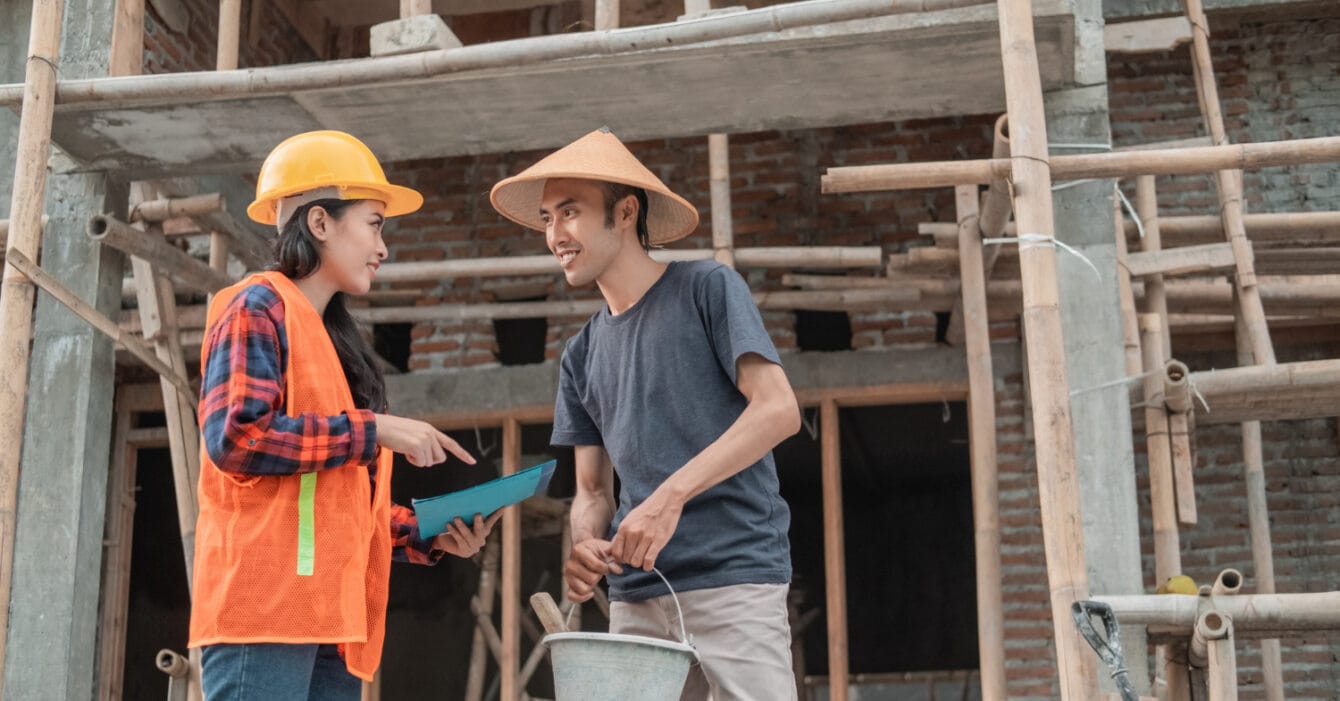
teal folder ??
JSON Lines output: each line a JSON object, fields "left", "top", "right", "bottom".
{"left": 412, "top": 459, "right": 557, "bottom": 537}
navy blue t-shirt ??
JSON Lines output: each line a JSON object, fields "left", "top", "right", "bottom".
{"left": 552, "top": 260, "right": 792, "bottom": 601}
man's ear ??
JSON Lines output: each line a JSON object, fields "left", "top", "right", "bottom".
{"left": 306, "top": 206, "right": 330, "bottom": 242}
{"left": 619, "top": 194, "right": 639, "bottom": 227}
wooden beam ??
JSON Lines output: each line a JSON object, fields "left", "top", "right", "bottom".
{"left": 820, "top": 398, "right": 848, "bottom": 701}
{"left": 1190, "top": 357, "right": 1340, "bottom": 424}
{"left": 88, "top": 214, "right": 232, "bottom": 294}
{"left": 1104, "top": 16, "right": 1191, "bottom": 53}
{"left": 501, "top": 418, "right": 521, "bottom": 701}
{"left": 129, "top": 193, "right": 225, "bottom": 223}
{"left": 1127, "top": 242, "right": 1237, "bottom": 277}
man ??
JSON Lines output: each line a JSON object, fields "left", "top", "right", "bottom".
{"left": 490, "top": 128, "right": 801, "bottom": 700}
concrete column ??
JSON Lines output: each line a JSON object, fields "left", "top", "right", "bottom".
{"left": 1047, "top": 0, "right": 1149, "bottom": 693}
{"left": 3, "top": 2, "right": 128, "bottom": 699}
{"left": 0, "top": 1, "right": 29, "bottom": 204}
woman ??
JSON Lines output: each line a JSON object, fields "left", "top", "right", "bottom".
{"left": 188, "top": 130, "right": 497, "bottom": 699}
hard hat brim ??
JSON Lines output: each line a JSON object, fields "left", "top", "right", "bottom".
{"left": 248, "top": 182, "right": 423, "bottom": 227}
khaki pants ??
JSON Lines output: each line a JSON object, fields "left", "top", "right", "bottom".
{"left": 609, "top": 582, "right": 798, "bottom": 701}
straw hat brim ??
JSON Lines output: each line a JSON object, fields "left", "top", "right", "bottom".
{"left": 491, "top": 172, "right": 699, "bottom": 245}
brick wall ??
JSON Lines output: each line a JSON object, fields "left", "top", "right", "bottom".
{"left": 142, "top": 0, "right": 317, "bottom": 73}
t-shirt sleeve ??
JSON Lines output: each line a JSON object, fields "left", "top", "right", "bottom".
{"left": 551, "top": 340, "right": 603, "bottom": 447}
{"left": 700, "top": 265, "right": 782, "bottom": 384}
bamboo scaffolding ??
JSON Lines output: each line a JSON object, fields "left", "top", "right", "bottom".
{"left": 708, "top": 133, "right": 735, "bottom": 268}
{"left": 151, "top": 180, "right": 273, "bottom": 269}
{"left": 820, "top": 399, "right": 849, "bottom": 701}
{"left": 822, "top": 135, "right": 1340, "bottom": 192}
{"left": 1094, "top": 590, "right": 1340, "bottom": 638}
{"left": 946, "top": 114, "right": 1012, "bottom": 346}
{"left": 97, "top": 408, "right": 137, "bottom": 701}
{"left": 1140, "top": 315, "right": 1182, "bottom": 585}
{"left": 501, "top": 418, "right": 521, "bottom": 701}
{"left": 1232, "top": 299, "right": 1284, "bottom": 697}
{"left": 1127, "top": 243, "right": 1236, "bottom": 278}
{"left": 954, "top": 186, "right": 1006, "bottom": 701}
{"left": 1189, "top": 358, "right": 1340, "bottom": 424}
{"left": 0, "top": 2, "right": 64, "bottom": 681}
{"left": 89, "top": 215, "right": 232, "bottom": 293}
{"left": 994, "top": 1, "right": 1095, "bottom": 694}
{"left": 130, "top": 193, "right": 225, "bottom": 223}
{"left": 218, "top": 0, "right": 241, "bottom": 70}
{"left": 928, "top": 210, "right": 1340, "bottom": 248}
{"left": 465, "top": 536, "right": 500, "bottom": 701}
{"left": 1113, "top": 196, "right": 1143, "bottom": 375}
{"left": 595, "top": 0, "right": 619, "bottom": 30}
{"left": 0, "top": 0, "right": 990, "bottom": 108}
{"left": 1203, "top": 614, "right": 1238, "bottom": 701}
{"left": 400, "top": 0, "right": 431, "bottom": 16}
{"left": 1162, "top": 360, "right": 1196, "bottom": 525}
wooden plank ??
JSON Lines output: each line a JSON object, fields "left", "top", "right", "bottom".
{"left": 1104, "top": 16, "right": 1191, "bottom": 53}
{"left": 1127, "top": 242, "right": 1237, "bottom": 278}
{"left": 820, "top": 399, "right": 848, "bottom": 701}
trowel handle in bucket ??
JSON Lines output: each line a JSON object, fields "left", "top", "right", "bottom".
{"left": 530, "top": 592, "right": 567, "bottom": 635}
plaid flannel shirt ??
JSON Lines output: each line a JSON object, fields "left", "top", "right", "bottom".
{"left": 199, "top": 280, "right": 441, "bottom": 565}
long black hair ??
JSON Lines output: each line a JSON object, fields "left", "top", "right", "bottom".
{"left": 275, "top": 199, "right": 387, "bottom": 412}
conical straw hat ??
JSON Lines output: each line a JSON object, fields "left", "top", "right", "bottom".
{"left": 490, "top": 128, "right": 700, "bottom": 245}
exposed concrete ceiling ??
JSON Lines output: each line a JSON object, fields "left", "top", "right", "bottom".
{"left": 45, "top": 2, "right": 1074, "bottom": 178}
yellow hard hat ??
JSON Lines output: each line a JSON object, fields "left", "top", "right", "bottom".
{"left": 247, "top": 130, "right": 423, "bottom": 230}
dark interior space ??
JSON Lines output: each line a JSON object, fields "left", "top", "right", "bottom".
{"left": 493, "top": 317, "right": 549, "bottom": 366}
{"left": 774, "top": 401, "right": 978, "bottom": 677}
{"left": 373, "top": 322, "right": 414, "bottom": 373}
{"left": 795, "top": 310, "right": 854, "bottom": 352}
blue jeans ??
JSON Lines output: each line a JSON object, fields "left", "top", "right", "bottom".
{"left": 200, "top": 643, "right": 362, "bottom": 700}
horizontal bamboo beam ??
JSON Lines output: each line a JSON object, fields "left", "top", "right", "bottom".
{"left": 5, "top": 251, "right": 197, "bottom": 407}
{"left": 128, "top": 193, "right": 223, "bottom": 223}
{"left": 150, "top": 181, "right": 273, "bottom": 270}
{"left": 1093, "top": 590, "right": 1340, "bottom": 638}
{"left": 0, "top": 0, "right": 991, "bottom": 108}
{"left": 1126, "top": 242, "right": 1236, "bottom": 277}
{"left": 88, "top": 214, "right": 232, "bottom": 294}
{"left": 1126, "top": 211, "right": 1340, "bottom": 247}
{"left": 822, "top": 135, "right": 1340, "bottom": 192}
{"left": 375, "top": 246, "right": 882, "bottom": 284}
{"left": 1189, "top": 358, "right": 1340, "bottom": 424}
{"left": 0, "top": 215, "right": 49, "bottom": 250}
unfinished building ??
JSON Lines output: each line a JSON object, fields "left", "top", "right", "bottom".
{"left": 0, "top": 0, "right": 1337, "bottom": 699}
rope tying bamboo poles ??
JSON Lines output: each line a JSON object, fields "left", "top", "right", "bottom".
{"left": 822, "top": 135, "right": 1340, "bottom": 192}
{"left": 994, "top": 1, "right": 1095, "bottom": 695}
{"left": 0, "top": 0, "right": 992, "bottom": 108}
{"left": 0, "top": 2, "right": 66, "bottom": 687}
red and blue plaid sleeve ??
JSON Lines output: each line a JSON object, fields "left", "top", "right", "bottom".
{"left": 390, "top": 503, "right": 445, "bottom": 565}
{"left": 199, "top": 282, "right": 378, "bottom": 476}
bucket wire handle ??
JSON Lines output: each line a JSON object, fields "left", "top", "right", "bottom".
{"left": 651, "top": 567, "right": 691, "bottom": 646}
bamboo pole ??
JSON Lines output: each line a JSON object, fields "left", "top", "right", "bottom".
{"left": 954, "top": 186, "right": 1006, "bottom": 701}
{"left": 130, "top": 193, "right": 225, "bottom": 223}
{"left": 1095, "top": 590, "right": 1340, "bottom": 637}
{"left": 1233, "top": 297, "right": 1284, "bottom": 700}
{"left": 0, "top": 2, "right": 65, "bottom": 683}
{"left": 501, "top": 418, "right": 521, "bottom": 701}
{"left": 995, "top": 1, "right": 1095, "bottom": 695}
{"left": 708, "top": 133, "right": 735, "bottom": 268}
{"left": 1140, "top": 315, "right": 1182, "bottom": 585}
{"left": 1127, "top": 242, "right": 1236, "bottom": 278}
{"left": 151, "top": 180, "right": 273, "bottom": 269}
{"left": 4, "top": 251, "right": 197, "bottom": 406}
{"left": 0, "top": 0, "right": 992, "bottom": 108}
{"left": 1181, "top": 0, "right": 1275, "bottom": 368}
{"left": 1163, "top": 361, "right": 1196, "bottom": 526}
{"left": 1113, "top": 195, "right": 1143, "bottom": 375}
{"left": 1204, "top": 616, "right": 1238, "bottom": 701}
{"left": 131, "top": 254, "right": 201, "bottom": 586}
{"left": 821, "top": 135, "right": 1340, "bottom": 192}
{"left": 97, "top": 408, "right": 138, "bottom": 701}
{"left": 400, "top": 0, "right": 431, "bottom": 16}
{"left": 88, "top": 214, "right": 232, "bottom": 293}
{"left": 0, "top": 215, "right": 49, "bottom": 252}
{"left": 1189, "top": 357, "right": 1340, "bottom": 424}
{"left": 465, "top": 535, "right": 500, "bottom": 701}
{"left": 820, "top": 399, "right": 848, "bottom": 701}
{"left": 218, "top": 0, "right": 242, "bottom": 70}
{"left": 930, "top": 210, "right": 1340, "bottom": 247}
{"left": 946, "top": 114, "right": 1011, "bottom": 346}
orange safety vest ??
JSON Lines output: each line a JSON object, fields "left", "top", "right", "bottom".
{"left": 188, "top": 271, "right": 392, "bottom": 682}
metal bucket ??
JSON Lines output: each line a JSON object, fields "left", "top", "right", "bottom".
{"left": 542, "top": 568, "right": 697, "bottom": 701}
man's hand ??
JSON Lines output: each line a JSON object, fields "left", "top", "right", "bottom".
{"left": 433, "top": 512, "right": 501, "bottom": 558}
{"left": 609, "top": 489, "right": 685, "bottom": 572}
{"left": 564, "top": 538, "right": 622, "bottom": 602}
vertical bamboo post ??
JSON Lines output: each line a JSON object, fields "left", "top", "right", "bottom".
{"left": 947, "top": 114, "right": 1011, "bottom": 346}
{"left": 465, "top": 535, "right": 500, "bottom": 701}
{"left": 954, "top": 186, "right": 1006, "bottom": 701}
{"left": 1197, "top": 612, "right": 1238, "bottom": 701}
{"left": 1139, "top": 315, "right": 1181, "bottom": 583}
{"left": 1112, "top": 192, "right": 1142, "bottom": 376}
{"left": 820, "top": 398, "right": 848, "bottom": 701}
{"left": 218, "top": 0, "right": 241, "bottom": 70}
{"left": 501, "top": 419, "right": 522, "bottom": 701}
{"left": 1233, "top": 300, "right": 1283, "bottom": 701}
{"left": 708, "top": 133, "right": 734, "bottom": 268}
{"left": 97, "top": 408, "right": 138, "bottom": 701}
{"left": 0, "top": 1, "right": 66, "bottom": 684}
{"left": 594, "top": 0, "right": 619, "bottom": 30}
{"left": 1135, "top": 176, "right": 1170, "bottom": 356}
{"left": 1180, "top": 0, "right": 1274, "bottom": 366}
{"left": 995, "top": 1, "right": 1095, "bottom": 696}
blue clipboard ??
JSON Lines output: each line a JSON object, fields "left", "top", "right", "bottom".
{"left": 412, "top": 459, "right": 557, "bottom": 538}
